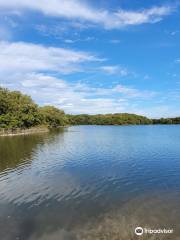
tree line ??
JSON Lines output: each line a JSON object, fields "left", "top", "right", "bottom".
{"left": 0, "top": 87, "right": 68, "bottom": 129}
{"left": 0, "top": 87, "right": 179, "bottom": 130}
{"left": 67, "top": 113, "right": 152, "bottom": 125}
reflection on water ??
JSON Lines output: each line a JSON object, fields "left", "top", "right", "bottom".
{"left": 0, "top": 128, "right": 66, "bottom": 172}
{"left": 0, "top": 125, "right": 180, "bottom": 240}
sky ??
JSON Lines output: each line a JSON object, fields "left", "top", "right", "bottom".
{"left": 0, "top": 0, "right": 180, "bottom": 118}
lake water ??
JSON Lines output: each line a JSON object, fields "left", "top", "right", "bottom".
{"left": 0, "top": 125, "right": 180, "bottom": 240}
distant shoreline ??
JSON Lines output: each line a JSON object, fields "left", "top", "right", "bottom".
{"left": 1, "top": 88, "right": 180, "bottom": 132}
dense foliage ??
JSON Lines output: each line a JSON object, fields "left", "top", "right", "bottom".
{"left": 0, "top": 88, "right": 41, "bottom": 129}
{"left": 67, "top": 113, "right": 152, "bottom": 125}
{"left": 0, "top": 87, "right": 180, "bottom": 130}
{"left": 0, "top": 88, "right": 67, "bottom": 129}
{"left": 39, "top": 106, "right": 68, "bottom": 128}
{"left": 68, "top": 114, "right": 180, "bottom": 125}
{"left": 152, "top": 117, "right": 180, "bottom": 124}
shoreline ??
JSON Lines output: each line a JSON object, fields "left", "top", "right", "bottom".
{"left": 1, "top": 124, "right": 180, "bottom": 137}
{"left": 0, "top": 127, "right": 49, "bottom": 137}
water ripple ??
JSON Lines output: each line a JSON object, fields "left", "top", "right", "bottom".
{"left": 0, "top": 125, "right": 180, "bottom": 239}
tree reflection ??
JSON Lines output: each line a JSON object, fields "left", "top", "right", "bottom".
{"left": 0, "top": 128, "right": 66, "bottom": 172}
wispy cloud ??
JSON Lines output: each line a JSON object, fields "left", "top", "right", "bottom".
{"left": 0, "top": 41, "right": 100, "bottom": 74}
{"left": 1, "top": 68, "right": 156, "bottom": 115}
{"left": 64, "top": 37, "right": 96, "bottom": 44}
{"left": 114, "top": 85, "right": 156, "bottom": 98}
{"left": 114, "top": 6, "right": 173, "bottom": 26}
{"left": 0, "top": 39, "right": 158, "bottom": 115}
{"left": 100, "top": 65, "right": 128, "bottom": 76}
{"left": 35, "top": 23, "right": 83, "bottom": 39}
{"left": 110, "top": 39, "right": 121, "bottom": 44}
{"left": 175, "top": 59, "right": 180, "bottom": 64}
{"left": 134, "top": 105, "right": 180, "bottom": 118}
{"left": 0, "top": 0, "right": 174, "bottom": 29}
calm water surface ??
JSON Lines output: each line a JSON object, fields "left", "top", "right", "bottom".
{"left": 0, "top": 125, "right": 180, "bottom": 240}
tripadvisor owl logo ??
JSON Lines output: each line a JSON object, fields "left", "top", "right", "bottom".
{"left": 135, "top": 227, "right": 144, "bottom": 236}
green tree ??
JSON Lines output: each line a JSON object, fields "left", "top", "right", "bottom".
{"left": 1, "top": 87, "right": 179, "bottom": 130}
{"left": 39, "top": 106, "right": 68, "bottom": 128}
{"left": 0, "top": 88, "right": 41, "bottom": 129}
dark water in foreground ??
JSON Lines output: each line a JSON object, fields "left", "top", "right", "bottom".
{"left": 0, "top": 125, "right": 180, "bottom": 240}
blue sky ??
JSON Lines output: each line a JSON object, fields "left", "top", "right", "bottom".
{"left": 0, "top": 0, "right": 180, "bottom": 117}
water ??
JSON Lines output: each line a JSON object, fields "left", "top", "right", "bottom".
{"left": 0, "top": 125, "right": 180, "bottom": 240}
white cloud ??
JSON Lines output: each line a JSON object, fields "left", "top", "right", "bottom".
{"left": 114, "top": 6, "right": 173, "bottom": 26}
{"left": 100, "top": 65, "right": 128, "bottom": 76}
{"left": 0, "top": 41, "right": 169, "bottom": 117}
{"left": 22, "top": 74, "right": 66, "bottom": 89}
{"left": 114, "top": 85, "right": 156, "bottom": 98}
{"left": 1, "top": 69, "right": 156, "bottom": 115}
{"left": 0, "top": 41, "right": 99, "bottom": 74}
{"left": 0, "top": 40, "right": 156, "bottom": 115}
{"left": 3, "top": 69, "right": 176, "bottom": 118}
{"left": 0, "top": 0, "right": 174, "bottom": 29}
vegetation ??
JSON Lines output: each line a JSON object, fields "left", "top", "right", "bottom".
{"left": 67, "top": 113, "right": 152, "bottom": 125}
{"left": 0, "top": 88, "right": 67, "bottom": 130}
{"left": 0, "top": 88, "right": 41, "bottom": 129}
{"left": 152, "top": 117, "right": 180, "bottom": 125}
{"left": 0, "top": 87, "right": 179, "bottom": 132}
{"left": 39, "top": 106, "right": 68, "bottom": 128}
